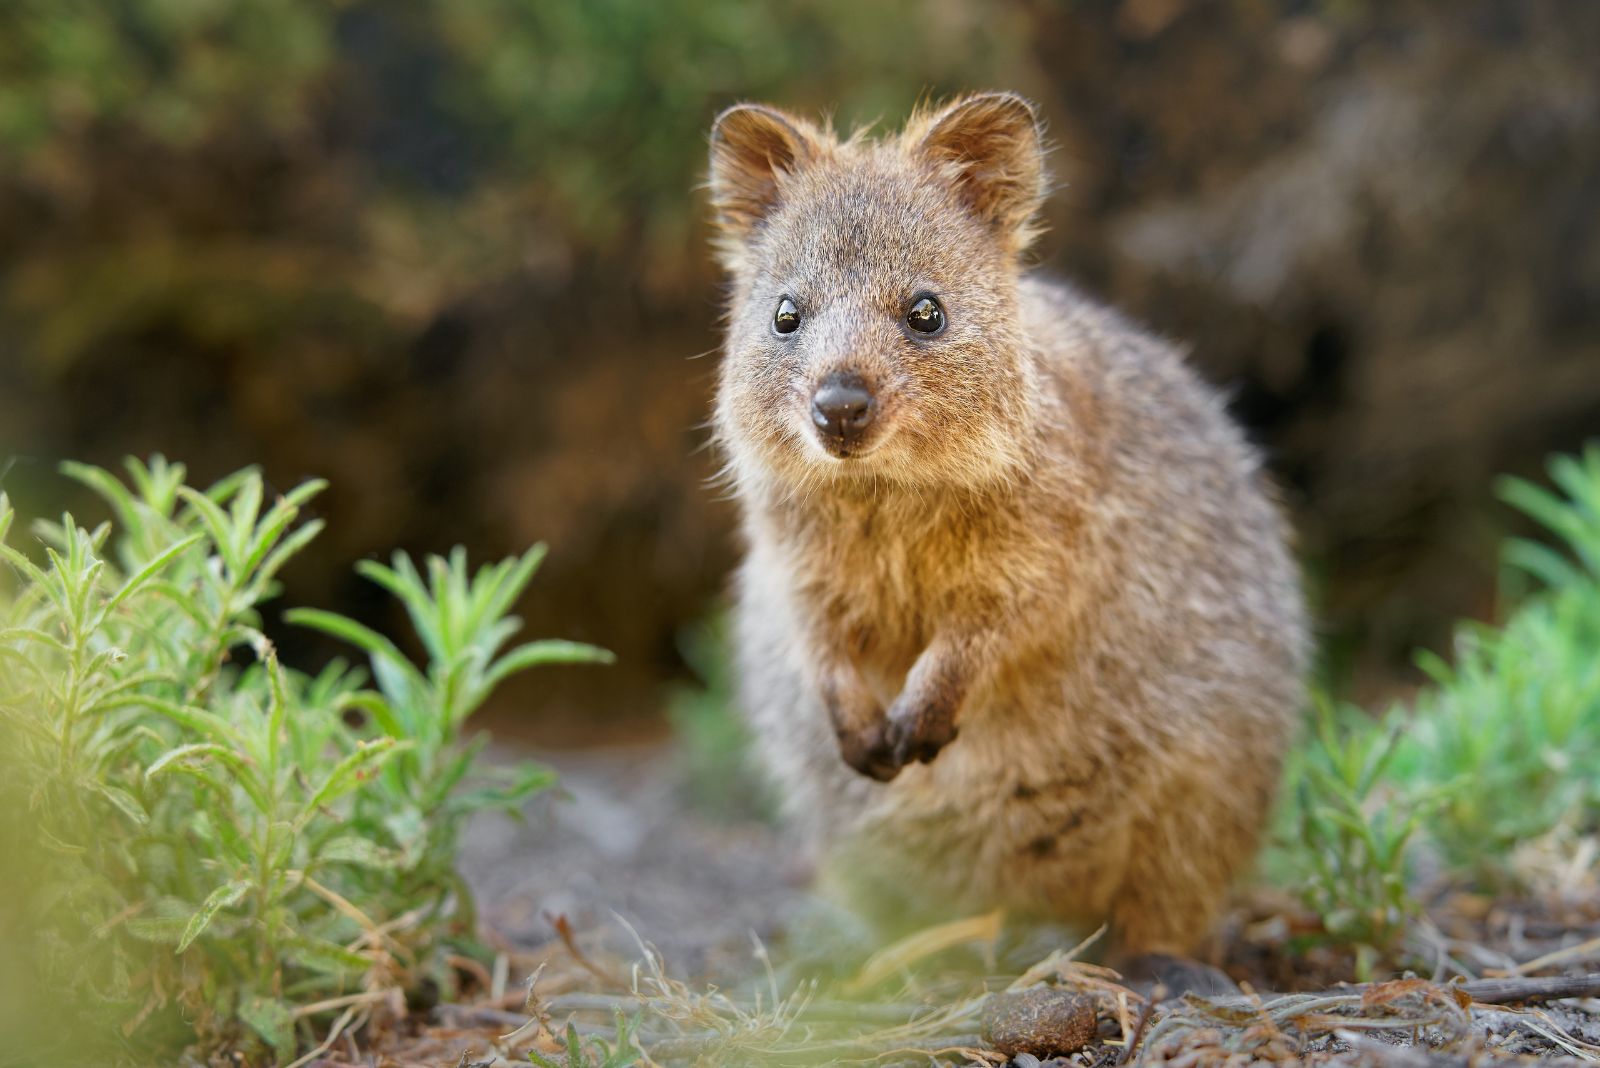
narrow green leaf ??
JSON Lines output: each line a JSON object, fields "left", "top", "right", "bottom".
{"left": 175, "top": 486, "right": 239, "bottom": 574}
{"left": 358, "top": 555, "right": 446, "bottom": 662}
{"left": 421, "top": 741, "right": 483, "bottom": 809}
{"left": 240, "top": 994, "right": 295, "bottom": 1060}
{"left": 484, "top": 544, "right": 548, "bottom": 634}
{"left": 317, "top": 836, "right": 401, "bottom": 871}
{"left": 566, "top": 1021, "right": 584, "bottom": 1063}
{"left": 60, "top": 460, "right": 143, "bottom": 533}
{"left": 248, "top": 517, "right": 324, "bottom": 595}
{"left": 125, "top": 915, "right": 189, "bottom": 945}
{"left": 240, "top": 483, "right": 325, "bottom": 582}
{"left": 336, "top": 691, "right": 407, "bottom": 740}
{"left": 445, "top": 765, "right": 558, "bottom": 817}
{"left": 116, "top": 695, "right": 244, "bottom": 747}
{"left": 298, "top": 737, "right": 404, "bottom": 826}
{"left": 229, "top": 475, "right": 264, "bottom": 554}
{"left": 481, "top": 639, "right": 614, "bottom": 697}
{"left": 202, "top": 465, "right": 258, "bottom": 506}
{"left": 100, "top": 531, "right": 204, "bottom": 618}
{"left": 0, "top": 626, "right": 69, "bottom": 654}
{"left": 90, "top": 782, "right": 149, "bottom": 827}
{"left": 0, "top": 543, "right": 52, "bottom": 595}
{"left": 139, "top": 578, "right": 215, "bottom": 628}
{"left": 283, "top": 934, "right": 374, "bottom": 975}
{"left": 82, "top": 669, "right": 178, "bottom": 716}
{"left": 146, "top": 743, "right": 269, "bottom": 814}
{"left": 177, "top": 879, "right": 250, "bottom": 953}
{"left": 1503, "top": 537, "right": 1584, "bottom": 591}
{"left": 285, "top": 608, "right": 413, "bottom": 671}
{"left": 266, "top": 652, "right": 288, "bottom": 779}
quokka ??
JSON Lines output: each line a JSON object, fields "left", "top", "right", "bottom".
{"left": 706, "top": 92, "right": 1308, "bottom": 965}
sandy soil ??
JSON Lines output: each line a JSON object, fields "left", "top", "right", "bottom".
{"left": 450, "top": 740, "right": 1600, "bottom": 1066}
{"left": 460, "top": 741, "right": 804, "bottom": 981}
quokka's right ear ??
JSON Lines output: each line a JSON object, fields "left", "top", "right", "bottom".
{"left": 912, "top": 92, "right": 1047, "bottom": 253}
{"left": 708, "top": 104, "right": 822, "bottom": 251}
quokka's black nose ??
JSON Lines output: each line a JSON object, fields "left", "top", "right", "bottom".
{"left": 811, "top": 374, "right": 874, "bottom": 445}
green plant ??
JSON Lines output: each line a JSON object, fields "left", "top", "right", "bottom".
{"left": 1276, "top": 697, "right": 1429, "bottom": 976}
{"left": 0, "top": 456, "right": 609, "bottom": 1061}
{"left": 1273, "top": 444, "right": 1600, "bottom": 961}
{"left": 1406, "top": 446, "right": 1600, "bottom": 880}
{"left": 528, "top": 1013, "right": 643, "bottom": 1068}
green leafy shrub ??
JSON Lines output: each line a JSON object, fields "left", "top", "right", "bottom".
{"left": 1276, "top": 698, "right": 1432, "bottom": 977}
{"left": 0, "top": 456, "right": 609, "bottom": 1061}
{"left": 1275, "top": 444, "right": 1600, "bottom": 960}
{"left": 1406, "top": 448, "right": 1600, "bottom": 881}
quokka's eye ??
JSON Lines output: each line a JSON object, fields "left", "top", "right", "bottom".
{"left": 773, "top": 297, "right": 801, "bottom": 336}
{"left": 906, "top": 295, "right": 945, "bottom": 336}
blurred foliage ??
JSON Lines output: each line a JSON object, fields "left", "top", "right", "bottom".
{"left": 665, "top": 614, "right": 772, "bottom": 820}
{"left": 0, "top": 457, "right": 607, "bottom": 1060}
{"left": 0, "top": 0, "right": 1028, "bottom": 371}
{"left": 1406, "top": 447, "right": 1600, "bottom": 878}
{"left": 1273, "top": 444, "right": 1600, "bottom": 967}
{"left": 5, "top": 1, "right": 1596, "bottom": 722}
{"left": 0, "top": 1, "right": 330, "bottom": 152}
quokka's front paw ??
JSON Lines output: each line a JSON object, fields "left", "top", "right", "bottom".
{"left": 824, "top": 681, "right": 902, "bottom": 782}
{"left": 884, "top": 698, "right": 960, "bottom": 769}
{"left": 835, "top": 718, "right": 904, "bottom": 782}
{"left": 827, "top": 677, "right": 962, "bottom": 781}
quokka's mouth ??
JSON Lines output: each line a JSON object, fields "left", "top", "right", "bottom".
{"left": 811, "top": 426, "right": 889, "bottom": 461}
{"left": 817, "top": 435, "right": 863, "bottom": 459}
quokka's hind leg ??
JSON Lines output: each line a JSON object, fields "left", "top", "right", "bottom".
{"left": 1107, "top": 759, "right": 1277, "bottom": 964}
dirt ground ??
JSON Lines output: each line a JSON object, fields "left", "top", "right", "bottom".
{"left": 434, "top": 741, "right": 1600, "bottom": 1067}
{"left": 460, "top": 741, "right": 804, "bottom": 982}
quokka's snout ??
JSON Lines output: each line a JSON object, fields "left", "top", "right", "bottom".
{"left": 810, "top": 371, "right": 875, "bottom": 452}
{"left": 797, "top": 293, "right": 955, "bottom": 458}
{"left": 780, "top": 303, "right": 926, "bottom": 462}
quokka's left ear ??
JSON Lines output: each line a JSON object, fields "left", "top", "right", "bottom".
{"left": 707, "top": 103, "right": 826, "bottom": 257}
{"left": 912, "top": 92, "right": 1047, "bottom": 252}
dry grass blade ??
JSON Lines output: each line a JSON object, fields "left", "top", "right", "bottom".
{"left": 291, "top": 990, "right": 391, "bottom": 1021}
{"left": 846, "top": 910, "right": 1005, "bottom": 992}
{"left": 284, "top": 1003, "right": 365, "bottom": 1068}
{"left": 549, "top": 909, "right": 628, "bottom": 987}
{"left": 1502, "top": 935, "right": 1600, "bottom": 977}
{"left": 1504, "top": 1007, "right": 1600, "bottom": 1060}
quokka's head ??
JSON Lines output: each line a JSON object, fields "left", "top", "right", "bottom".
{"left": 708, "top": 92, "right": 1049, "bottom": 494}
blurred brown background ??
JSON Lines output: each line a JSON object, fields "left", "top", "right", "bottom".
{"left": 3, "top": 0, "right": 1598, "bottom": 733}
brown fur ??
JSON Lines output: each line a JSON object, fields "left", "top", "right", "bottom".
{"left": 706, "top": 93, "right": 1308, "bottom": 955}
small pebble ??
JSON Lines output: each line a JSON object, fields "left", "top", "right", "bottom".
{"left": 981, "top": 986, "right": 1098, "bottom": 1058}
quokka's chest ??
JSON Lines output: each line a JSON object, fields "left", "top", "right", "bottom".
{"left": 788, "top": 515, "right": 984, "bottom": 671}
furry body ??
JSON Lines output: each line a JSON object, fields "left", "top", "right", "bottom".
{"left": 708, "top": 94, "right": 1307, "bottom": 954}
